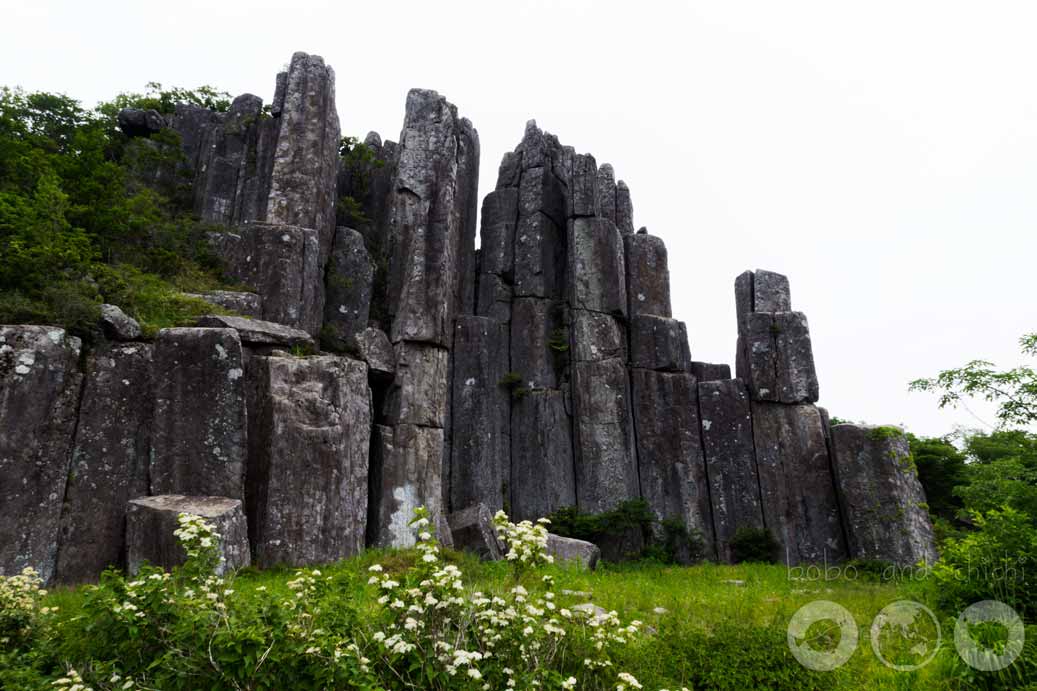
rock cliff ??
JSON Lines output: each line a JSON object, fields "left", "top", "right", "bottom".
{"left": 0, "top": 51, "right": 937, "bottom": 583}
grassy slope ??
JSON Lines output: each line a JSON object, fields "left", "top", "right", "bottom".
{"left": 43, "top": 550, "right": 969, "bottom": 690}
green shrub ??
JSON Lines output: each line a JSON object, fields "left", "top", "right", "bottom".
{"left": 730, "top": 527, "right": 780, "bottom": 564}
{"left": 929, "top": 506, "right": 1037, "bottom": 619}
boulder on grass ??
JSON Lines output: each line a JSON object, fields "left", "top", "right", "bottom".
{"left": 125, "top": 495, "right": 250, "bottom": 576}
{"left": 546, "top": 534, "right": 600, "bottom": 570}
{"left": 448, "top": 504, "right": 505, "bottom": 560}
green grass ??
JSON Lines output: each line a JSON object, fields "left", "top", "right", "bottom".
{"left": 37, "top": 551, "right": 1018, "bottom": 690}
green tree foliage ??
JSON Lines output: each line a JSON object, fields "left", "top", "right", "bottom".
{"left": 909, "top": 332, "right": 1037, "bottom": 428}
{"left": 908, "top": 433, "right": 968, "bottom": 524}
{"left": 0, "top": 84, "right": 235, "bottom": 338}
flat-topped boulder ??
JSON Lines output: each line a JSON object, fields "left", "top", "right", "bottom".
{"left": 99, "top": 304, "right": 142, "bottom": 340}
{"left": 546, "top": 534, "right": 600, "bottom": 570}
{"left": 125, "top": 495, "right": 250, "bottom": 576}
{"left": 196, "top": 314, "right": 314, "bottom": 348}
{"left": 183, "top": 291, "right": 263, "bottom": 318}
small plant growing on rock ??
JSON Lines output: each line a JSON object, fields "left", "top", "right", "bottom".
{"left": 730, "top": 527, "right": 780, "bottom": 564}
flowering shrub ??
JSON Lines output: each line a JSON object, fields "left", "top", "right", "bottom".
{"left": 492, "top": 509, "right": 554, "bottom": 579}
{"left": 0, "top": 567, "right": 56, "bottom": 650}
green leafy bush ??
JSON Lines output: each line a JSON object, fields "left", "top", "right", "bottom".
{"left": 729, "top": 527, "right": 780, "bottom": 564}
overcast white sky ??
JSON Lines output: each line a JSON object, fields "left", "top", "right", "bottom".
{"left": 5, "top": 0, "right": 1036, "bottom": 437}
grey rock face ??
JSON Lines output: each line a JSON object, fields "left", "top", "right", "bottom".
{"left": 624, "top": 233, "right": 671, "bottom": 318}
{"left": 546, "top": 533, "right": 600, "bottom": 570}
{"left": 151, "top": 328, "right": 247, "bottom": 500}
{"left": 629, "top": 315, "right": 691, "bottom": 372}
{"left": 753, "top": 270, "right": 791, "bottom": 313}
{"left": 476, "top": 272, "right": 513, "bottom": 323}
{"left": 323, "top": 226, "right": 373, "bottom": 351}
{"left": 354, "top": 327, "right": 395, "bottom": 378}
{"left": 510, "top": 389, "right": 576, "bottom": 521}
{"left": 520, "top": 165, "right": 566, "bottom": 228}
{"left": 630, "top": 369, "right": 714, "bottom": 560}
{"left": 479, "top": 188, "right": 519, "bottom": 278}
{"left": 569, "top": 217, "right": 627, "bottom": 317}
{"left": 210, "top": 222, "right": 323, "bottom": 334}
{"left": 0, "top": 327, "right": 83, "bottom": 583}
{"left": 247, "top": 356, "right": 370, "bottom": 567}
{"left": 572, "top": 358, "right": 639, "bottom": 513}
{"left": 194, "top": 94, "right": 264, "bottom": 227}
{"left": 369, "top": 424, "right": 447, "bottom": 547}
{"left": 100, "top": 304, "right": 142, "bottom": 340}
{"left": 387, "top": 89, "right": 480, "bottom": 346}
{"left": 196, "top": 314, "right": 314, "bottom": 348}
{"left": 184, "top": 291, "right": 263, "bottom": 318}
{"left": 448, "top": 504, "right": 505, "bottom": 560}
{"left": 742, "top": 311, "right": 819, "bottom": 403}
{"left": 510, "top": 298, "right": 568, "bottom": 390}
{"left": 698, "top": 379, "right": 764, "bottom": 562}
{"left": 615, "top": 180, "right": 634, "bottom": 235}
{"left": 570, "top": 154, "right": 599, "bottom": 218}
{"left": 691, "top": 361, "right": 732, "bottom": 382}
{"left": 596, "top": 164, "right": 617, "bottom": 224}
{"left": 571, "top": 310, "right": 625, "bottom": 363}
{"left": 751, "top": 403, "right": 847, "bottom": 565}
{"left": 265, "top": 52, "right": 341, "bottom": 261}
{"left": 384, "top": 342, "right": 449, "bottom": 427}
{"left": 125, "top": 495, "right": 250, "bottom": 576}
{"left": 450, "top": 317, "right": 510, "bottom": 512}
{"left": 117, "top": 108, "right": 166, "bottom": 137}
{"left": 513, "top": 213, "right": 566, "bottom": 300}
{"left": 54, "top": 344, "right": 152, "bottom": 584}
{"left": 829, "top": 424, "right": 938, "bottom": 566}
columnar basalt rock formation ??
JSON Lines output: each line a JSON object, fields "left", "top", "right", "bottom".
{"left": 0, "top": 51, "right": 938, "bottom": 585}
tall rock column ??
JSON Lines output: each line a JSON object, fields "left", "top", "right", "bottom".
{"left": 624, "top": 230, "right": 713, "bottom": 561}
{"left": 0, "top": 327, "right": 83, "bottom": 584}
{"left": 734, "top": 270, "right": 846, "bottom": 565}
{"left": 371, "top": 89, "right": 479, "bottom": 546}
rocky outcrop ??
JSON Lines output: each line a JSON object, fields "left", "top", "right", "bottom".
{"left": 247, "top": 356, "right": 370, "bottom": 567}
{"left": 100, "top": 304, "right": 142, "bottom": 340}
{"left": 628, "top": 315, "right": 691, "bottom": 372}
{"left": 624, "top": 233, "right": 670, "bottom": 318}
{"left": 546, "top": 534, "right": 600, "bottom": 570}
{"left": 184, "top": 291, "right": 263, "bottom": 318}
{"left": 126, "top": 495, "right": 250, "bottom": 576}
{"left": 691, "top": 361, "right": 731, "bottom": 382}
{"left": 751, "top": 402, "right": 847, "bottom": 565}
{"left": 54, "top": 344, "right": 152, "bottom": 584}
{"left": 210, "top": 222, "right": 323, "bottom": 335}
{"left": 510, "top": 389, "right": 576, "bottom": 521}
{"left": 196, "top": 314, "right": 314, "bottom": 348}
{"left": 0, "top": 327, "right": 83, "bottom": 583}
{"left": 829, "top": 424, "right": 937, "bottom": 566}
{"left": 699, "top": 379, "right": 764, "bottom": 562}
{"left": 448, "top": 503, "right": 504, "bottom": 560}
{"left": 151, "top": 328, "right": 247, "bottom": 500}
{"left": 369, "top": 424, "right": 448, "bottom": 547}
{"left": 322, "top": 226, "right": 373, "bottom": 352}
{"left": 450, "top": 317, "right": 509, "bottom": 512}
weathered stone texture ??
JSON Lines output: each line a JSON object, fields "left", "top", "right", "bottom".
{"left": 625, "top": 233, "right": 671, "bottom": 318}
{"left": 354, "top": 327, "right": 395, "bottom": 378}
{"left": 829, "top": 424, "right": 938, "bottom": 566}
{"left": 100, "top": 304, "right": 141, "bottom": 340}
{"left": 448, "top": 504, "right": 505, "bottom": 560}
{"left": 570, "top": 154, "right": 599, "bottom": 218}
{"left": 196, "top": 314, "right": 314, "bottom": 348}
{"left": 741, "top": 311, "right": 819, "bottom": 403}
{"left": 569, "top": 217, "right": 627, "bottom": 316}
{"left": 478, "top": 188, "right": 518, "bottom": 278}
{"left": 0, "top": 327, "right": 83, "bottom": 583}
{"left": 450, "top": 317, "right": 510, "bottom": 512}
{"left": 596, "top": 164, "right": 617, "bottom": 224}
{"left": 151, "top": 328, "right": 247, "bottom": 500}
{"left": 383, "top": 342, "right": 449, "bottom": 427}
{"left": 510, "top": 389, "right": 576, "bottom": 521}
{"left": 511, "top": 298, "right": 568, "bottom": 390}
{"left": 546, "top": 533, "right": 600, "bottom": 570}
{"left": 126, "top": 495, "right": 250, "bottom": 576}
{"left": 751, "top": 403, "right": 847, "bottom": 565}
{"left": 210, "top": 222, "right": 323, "bottom": 334}
{"left": 629, "top": 315, "right": 691, "bottom": 372}
{"left": 630, "top": 369, "right": 714, "bottom": 560}
{"left": 184, "top": 291, "right": 263, "bottom": 318}
{"left": 387, "top": 89, "right": 479, "bottom": 346}
{"left": 323, "top": 226, "right": 374, "bottom": 351}
{"left": 369, "top": 424, "right": 448, "bottom": 547}
{"left": 691, "top": 362, "right": 731, "bottom": 383}
{"left": 54, "top": 344, "right": 152, "bottom": 584}
{"left": 247, "top": 356, "right": 370, "bottom": 567}
{"left": 571, "top": 311, "right": 625, "bottom": 363}
{"left": 265, "top": 52, "right": 341, "bottom": 260}
{"left": 572, "top": 358, "right": 639, "bottom": 513}
{"left": 514, "top": 213, "right": 566, "bottom": 300}
{"left": 698, "top": 379, "right": 764, "bottom": 562}
{"left": 616, "top": 180, "right": 634, "bottom": 235}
